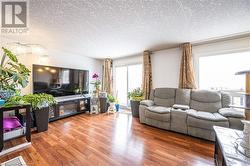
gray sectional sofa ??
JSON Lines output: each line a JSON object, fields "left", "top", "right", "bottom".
{"left": 139, "top": 88, "right": 245, "bottom": 141}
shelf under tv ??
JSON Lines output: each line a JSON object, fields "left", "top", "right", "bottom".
{"left": 49, "top": 95, "right": 90, "bottom": 122}
{"left": 49, "top": 111, "right": 84, "bottom": 122}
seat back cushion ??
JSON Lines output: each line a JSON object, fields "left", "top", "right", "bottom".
{"left": 175, "top": 89, "right": 191, "bottom": 105}
{"left": 221, "top": 92, "right": 231, "bottom": 108}
{"left": 190, "top": 90, "right": 222, "bottom": 113}
{"left": 153, "top": 88, "right": 176, "bottom": 107}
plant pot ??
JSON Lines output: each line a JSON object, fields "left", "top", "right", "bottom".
{"left": 130, "top": 100, "right": 140, "bottom": 118}
{"left": 106, "top": 102, "right": 110, "bottom": 112}
{"left": 0, "top": 99, "right": 5, "bottom": 106}
{"left": 115, "top": 104, "right": 120, "bottom": 112}
{"left": 33, "top": 107, "right": 49, "bottom": 132}
{"left": 99, "top": 97, "right": 108, "bottom": 113}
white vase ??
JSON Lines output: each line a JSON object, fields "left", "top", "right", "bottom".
{"left": 109, "top": 102, "right": 115, "bottom": 108}
{"left": 108, "top": 102, "right": 115, "bottom": 113}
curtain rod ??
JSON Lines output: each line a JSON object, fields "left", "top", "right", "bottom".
{"left": 151, "top": 32, "right": 250, "bottom": 53}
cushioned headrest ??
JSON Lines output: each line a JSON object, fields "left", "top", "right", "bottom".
{"left": 221, "top": 92, "right": 231, "bottom": 108}
{"left": 154, "top": 88, "right": 176, "bottom": 99}
{"left": 191, "top": 90, "right": 221, "bottom": 103}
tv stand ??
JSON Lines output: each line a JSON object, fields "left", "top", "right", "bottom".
{"left": 49, "top": 95, "right": 90, "bottom": 122}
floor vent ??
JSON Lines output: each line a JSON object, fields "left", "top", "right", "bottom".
{"left": 0, "top": 156, "right": 27, "bottom": 166}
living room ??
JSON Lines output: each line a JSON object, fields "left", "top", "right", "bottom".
{"left": 0, "top": 0, "right": 250, "bottom": 165}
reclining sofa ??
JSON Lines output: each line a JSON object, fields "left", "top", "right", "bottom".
{"left": 139, "top": 88, "right": 245, "bottom": 141}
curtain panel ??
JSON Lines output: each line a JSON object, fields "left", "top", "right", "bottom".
{"left": 142, "top": 50, "right": 153, "bottom": 99}
{"left": 103, "top": 58, "right": 113, "bottom": 94}
{"left": 179, "top": 43, "right": 197, "bottom": 89}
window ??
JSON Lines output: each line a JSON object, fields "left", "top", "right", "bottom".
{"left": 115, "top": 64, "right": 142, "bottom": 107}
{"left": 115, "top": 66, "right": 128, "bottom": 106}
{"left": 128, "top": 65, "right": 143, "bottom": 93}
{"left": 199, "top": 51, "right": 250, "bottom": 106}
{"left": 62, "top": 69, "right": 70, "bottom": 84}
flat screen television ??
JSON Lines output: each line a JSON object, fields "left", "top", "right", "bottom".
{"left": 33, "top": 64, "right": 89, "bottom": 97}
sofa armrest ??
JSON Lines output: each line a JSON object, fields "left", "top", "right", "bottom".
{"left": 218, "top": 108, "right": 245, "bottom": 118}
{"left": 172, "top": 104, "right": 190, "bottom": 110}
{"left": 140, "top": 100, "right": 154, "bottom": 107}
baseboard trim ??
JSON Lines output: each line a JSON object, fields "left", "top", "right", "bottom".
{"left": 0, "top": 142, "right": 31, "bottom": 157}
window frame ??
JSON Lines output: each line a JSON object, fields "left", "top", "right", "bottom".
{"left": 114, "top": 63, "right": 143, "bottom": 108}
{"left": 195, "top": 49, "right": 250, "bottom": 88}
{"left": 197, "top": 50, "right": 250, "bottom": 106}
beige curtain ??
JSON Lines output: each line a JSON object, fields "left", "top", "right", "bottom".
{"left": 103, "top": 58, "right": 113, "bottom": 94}
{"left": 142, "top": 50, "right": 153, "bottom": 99}
{"left": 179, "top": 43, "right": 197, "bottom": 89}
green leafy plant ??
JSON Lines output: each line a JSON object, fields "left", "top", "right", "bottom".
{"left": 128, "top": 88, "right": 144, "bottom": 101}
{"left": 107, "top": 94, "right": 115, "bottom": 103}
{"left": 5, "top": 93, "right": 57, "bottom": 110}
{"left": 0, "top": 47, "right": 30, "bottom": 92}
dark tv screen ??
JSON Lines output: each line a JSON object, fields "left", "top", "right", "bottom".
{"left": 33, "top": 65, "right": 89, "bottom": 97}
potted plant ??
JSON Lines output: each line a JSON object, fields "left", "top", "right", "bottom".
{"left": 6, "top": 93, "right": 57, "bottom": 132}
{"left": 128, "top": 88, "right": 144, "bottom": 118}
{"left": 90, "top": 73, "right": 101, "bottom": 97}
{"left": 0, "top": 47, "right": 30, "bottom": 100}
{"left": 107, "top": 94, "right": 116, "bottom": 112}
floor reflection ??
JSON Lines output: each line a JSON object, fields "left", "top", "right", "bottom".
{"left": 112, "top": 111, "right": 144, "bottom": 163}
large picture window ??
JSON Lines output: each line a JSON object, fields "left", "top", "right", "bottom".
{"left": 199, "top": 51, "right": 250, "bottom": 105}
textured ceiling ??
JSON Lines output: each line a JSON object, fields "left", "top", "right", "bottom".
{"left": 2, "top": 0, "right": 250, "bottom": 59}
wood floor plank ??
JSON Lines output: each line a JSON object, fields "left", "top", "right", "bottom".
{"left": 0, "top": 112, "right": 215, "bottom": 165}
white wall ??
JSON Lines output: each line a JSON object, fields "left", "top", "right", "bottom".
{"left": 113, "top": 36, "right": 250, "bottom": 89}
{"left": 0, "top": 38, "right": 103, "bottom": 95}
{"left": 151, "top": 48, "right": 181, "bottom": 88}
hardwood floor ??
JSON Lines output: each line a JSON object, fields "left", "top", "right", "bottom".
{"left": 0, "top": 111, "right": 215, "bottom": 166}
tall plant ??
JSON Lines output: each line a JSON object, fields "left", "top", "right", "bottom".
{"left": 0, "top": 47, "right": 30, "bottom": 92}
{"left": 128, "top": 88, "right": 144, "bottom": 101}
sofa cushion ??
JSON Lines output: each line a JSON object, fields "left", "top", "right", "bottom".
{"left": 154, "top": 88, "right": 176, "bottom": 98}
{"left": 140, "top": 100, "right": 155, "bottom": 107}
{"left": 145, "top": 107, "right": 170, "bottom": 122}
{"left": 154, "top": 98, "right": 175, "bottom": 107}
{"left": 146, "top": 106, "right": 171, "bottom": 114}
{"left": 175, "top": 89, "right": 191, "bottom": 105}
{"left": 190, "top": 90, "right": 222, "bottom": 113}
{"left": 218, "top": 108, "right": 245, "bottom": 118}
{"left": 190, "top": 100, "right": 222, "bottom": 113}
{"left": 187, "top": 109, "right": 229, "bottom": 130}
{"left": 187, "top": 116, "right": 229, "bottom": 130}
{"left": 154, "top": 88, "right": 176, "bottom": 107}
{"left": 187, "top": 109, "right": 228, "bottom": 121}
{"left": 191, "top": 90, "right": 221, "bottom": 102}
